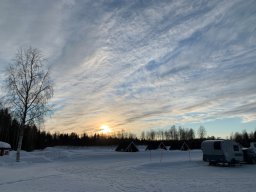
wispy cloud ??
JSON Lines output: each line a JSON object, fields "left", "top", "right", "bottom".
{"left": 0, "top": 0, "right": 255, "bottom": 135}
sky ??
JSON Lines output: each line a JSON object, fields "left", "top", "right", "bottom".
{"left": 0, "top": 0, "right": 256, "bottom": 138}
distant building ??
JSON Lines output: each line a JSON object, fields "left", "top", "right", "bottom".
{"left": 115, "top": 141, "right": 139, "bottom": 152}
{"left": 0, "top": 141, "right": 11, "bottom": 156}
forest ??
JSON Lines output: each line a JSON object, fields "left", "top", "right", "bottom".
{"left": 0, "top": 108, "right": 256, "bottom": 151}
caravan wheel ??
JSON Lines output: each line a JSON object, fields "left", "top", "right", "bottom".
{"left": 209, "top": 161, "right": 216, "bottom": 166}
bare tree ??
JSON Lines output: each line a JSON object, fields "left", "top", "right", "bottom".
{"left": 4, "top": 47, "right": 53, "bottom": 161}
{"left": 140, "top": 131, "right": 145, "bottom": 140}
{"left": 197, "top": 126, "right": 207, "bottom": 139}
{"left": 147, "top": 130, "right": 156, "bottom": 140}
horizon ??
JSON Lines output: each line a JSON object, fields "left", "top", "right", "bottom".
{"left": 0, "top": 0, "right": 256, "bottom": 138}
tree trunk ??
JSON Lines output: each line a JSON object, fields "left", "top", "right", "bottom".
{"left": 16, "top": 126, "right": 24, "bottom": 162}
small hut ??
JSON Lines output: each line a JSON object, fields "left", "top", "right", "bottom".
{"left": 180, "top": 141, "right": 190, "bottom": 151}
{"left": 146, "top": 142, "right": 167, "bottom": 162}
{"left": 0, "top": 141, "right": 11, "bottom": 156}
{"left": 115, "top": 141, "right": 139, "bottom": 152}
{"left": 145, "top": 142, "right": 167, "bottom": 151}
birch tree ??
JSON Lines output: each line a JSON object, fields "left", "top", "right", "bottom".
{"left": 5, "top": 47, "right": 53, "bottom": 161}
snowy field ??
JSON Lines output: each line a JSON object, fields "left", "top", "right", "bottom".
{"left": 0, "top": 146, "right": 256, "bottom": 192}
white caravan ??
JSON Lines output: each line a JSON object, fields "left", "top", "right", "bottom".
{"left": 201, "top": 140, "right": 243, "bottom": 165}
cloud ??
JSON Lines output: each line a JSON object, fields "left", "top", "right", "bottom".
{"left": 0, "top": 0, "right": 255, "bottom": 135}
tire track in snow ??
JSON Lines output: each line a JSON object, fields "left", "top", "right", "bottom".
{"left": 0, "top": 174, "right": 62, "bottom": 186}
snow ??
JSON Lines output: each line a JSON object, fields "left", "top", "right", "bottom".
{"left": 0, "top": 146, "right": 256, "bottom": 192}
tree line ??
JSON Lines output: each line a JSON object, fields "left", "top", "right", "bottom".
{"left": 230, "top": 130, "right": 256, "bottom": 148}
{"left": 1, "top": 107, "right": 255, "bottom": 151}
{"left": 140, "top": 125, "right": 207, "bottom": 141}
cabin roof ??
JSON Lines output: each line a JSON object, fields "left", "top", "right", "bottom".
{"left": 0, "top": 141, "right": 11, "bottom": 149}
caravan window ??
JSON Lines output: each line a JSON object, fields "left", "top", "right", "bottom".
{"left": 214, "top": 141, "right": 221, "bottom": 150}
{"left": 233, "top": 145, "right": 239, "bottom": 151}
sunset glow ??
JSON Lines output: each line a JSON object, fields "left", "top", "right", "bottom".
{"left": 100, "top": 125, "right": 111, "bottom": 134}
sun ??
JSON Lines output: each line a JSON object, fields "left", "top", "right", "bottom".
{"left": 100, "top": 125, "right": 111, "bottom": 134}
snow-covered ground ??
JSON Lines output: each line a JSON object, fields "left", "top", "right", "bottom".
{"left": 0, "top": 146, "right": 255, "bottom": 192}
